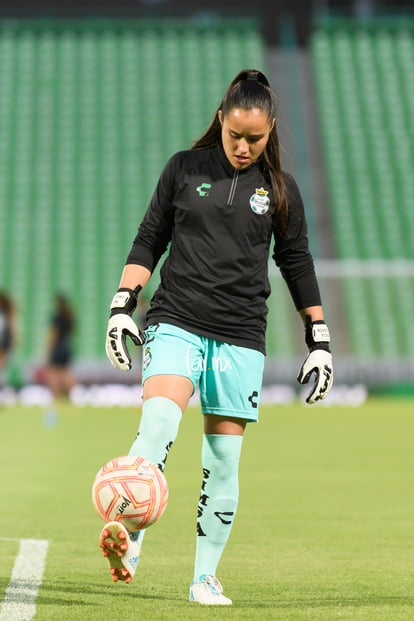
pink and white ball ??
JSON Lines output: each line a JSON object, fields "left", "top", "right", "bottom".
{"left": 92, "top": 455, "right": 169, "bottom": 531}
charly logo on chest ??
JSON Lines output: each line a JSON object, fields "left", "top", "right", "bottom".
{"left": 250, "top": 187, "right": 270, "bottom": 215}
{"left": 196, "top": 182, "right": 212, "bottom": 197}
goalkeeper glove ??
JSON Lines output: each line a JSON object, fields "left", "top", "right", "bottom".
{"left": 105, "top": 286, "right": 146, "bottom": 371}
{"left": 297, "top": 318, "right": 333, "bottom": 404}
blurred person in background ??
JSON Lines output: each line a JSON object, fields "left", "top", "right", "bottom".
{"left": 0, "top": 290, "right": 17, "bottom": 387}
{"left": 45, "top": 293, "right": 76, "bottom": 400}
{"left": 100, "top": 68, "right": 333, "bottom": 605}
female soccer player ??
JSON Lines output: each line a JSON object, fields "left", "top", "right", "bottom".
{"left": 101, "top": 68, "right": 333, "bottom": 605}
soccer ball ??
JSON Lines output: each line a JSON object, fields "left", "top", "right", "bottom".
{"left": 92, "top": 455, "right": 169, "bottom": 531}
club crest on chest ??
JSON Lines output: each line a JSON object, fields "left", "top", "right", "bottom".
{"left": 250, "top": 187, "right": 270, "bottom": 215}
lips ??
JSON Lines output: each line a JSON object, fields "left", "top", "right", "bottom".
{"left": 235, "top": 155, "right": 249, "bottom": 164}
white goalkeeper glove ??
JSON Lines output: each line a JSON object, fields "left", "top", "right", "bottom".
{"left": 105, "top": 286, "right": 146, "bottom": 371}
{"left": 297, "top": 319, "right": 333, "bottom": 404}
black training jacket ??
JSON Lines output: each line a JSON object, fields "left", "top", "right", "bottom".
{"left": 126, "top": 144, "right": 321, "bottom": 354}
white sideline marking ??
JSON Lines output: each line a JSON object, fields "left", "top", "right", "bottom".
{"left": 0, "top": 539, "right": 49, "bottom": 621}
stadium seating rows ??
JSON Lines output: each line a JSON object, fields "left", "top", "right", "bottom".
{"left": 311, "top": 19, "right": 414, "bottom": 358}
{"left": 0, "top": 19, "right": 266, "bottom": 362}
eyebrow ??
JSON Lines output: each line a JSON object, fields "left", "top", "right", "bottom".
{"left": 229, "top": 129, "right": 265, "bottom": 140}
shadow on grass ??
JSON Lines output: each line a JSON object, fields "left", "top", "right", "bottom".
{"left": 32, "top": 579, "right": 181, "bottom": 607}
{"left": 5, "top": 579, "right": 414, "bottom": 611}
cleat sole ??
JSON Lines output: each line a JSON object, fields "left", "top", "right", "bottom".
{"left": 99, "top": 521, "right": 140, "bottom": 584}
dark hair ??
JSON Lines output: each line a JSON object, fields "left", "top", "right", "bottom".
{"left": 192, "top": 69, "right": 288, "bottom": 233}
{"left": 55, "top": 293, "right": 75, "bottom": 330}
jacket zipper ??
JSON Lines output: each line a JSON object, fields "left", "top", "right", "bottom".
{"left": 227, "top": 169, "right": 239, "bottom": 206}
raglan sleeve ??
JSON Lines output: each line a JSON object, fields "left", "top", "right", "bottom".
{"left": 125, "top": 153, "right": 179, "bottom": 272}
{"left": 272, "top": 173, "right": 322, "bottom": 311}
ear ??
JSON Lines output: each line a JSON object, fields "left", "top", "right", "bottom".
{"left": 270, "top": 118, "right": 275, "bottom": 132}
{"left": 218, "top": 110, "right": 223, "bottom": 126}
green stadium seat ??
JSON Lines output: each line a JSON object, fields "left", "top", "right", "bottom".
{"left": 311, "top": 19, "right": 414, "bottom": 358}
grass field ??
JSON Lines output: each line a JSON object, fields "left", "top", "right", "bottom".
{"left": 1, "top": 397, "right": 414, "bottom": 620}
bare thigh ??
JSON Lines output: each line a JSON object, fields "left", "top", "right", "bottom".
{"left": 142, "top": 374, "right": 194, "bottom": 413}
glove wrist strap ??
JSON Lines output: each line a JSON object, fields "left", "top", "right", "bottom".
{"left": 305, "top": 316, "right": 331, "bottom": 352}
{"left": 110, "top": 285, "right": 142, "bottom": 317}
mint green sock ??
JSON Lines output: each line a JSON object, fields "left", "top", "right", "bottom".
{"left": 128, "top": 396, "right": 182, "bottom": 540}
{"left": 128, "top": 396, "right": 182, "bottom": 470}
{"left": 193, "top": 434, "right": 243, "bottom": 580}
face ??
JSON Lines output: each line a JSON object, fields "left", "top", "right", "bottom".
{"left": 218, "top": 107, "right": 274, "bottom": 170}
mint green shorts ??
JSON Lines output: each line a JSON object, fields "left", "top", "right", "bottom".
{"left": 141, "top": 323, "right": 265, "bottom": 422}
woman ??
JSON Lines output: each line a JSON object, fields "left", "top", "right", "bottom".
{"left": 0, "top": 291, "right": 16, "bottom": 385}
{"left": 46, "top": 293, "right": 76, "bottom": 399}
{"left": 101, "top": 68, "right": 333, "bottom": 605}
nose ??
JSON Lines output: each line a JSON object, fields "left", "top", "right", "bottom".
{"left": 237, "top": 138, "right": 249, "bottom": 154}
